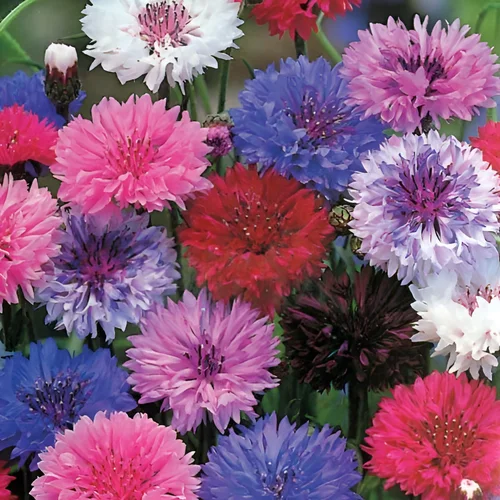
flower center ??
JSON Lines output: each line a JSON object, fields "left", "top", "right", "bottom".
{"left": 458, "top": 285, "right": 500, "bottom": 314}
{"left": 17, "top": 371, "right": 90, "bottom": 429}
{"left": 86, "top": 451, "right": 158, "bottom": 496}
{"left": 106, "top": 131, "right": 156, "bottom": 178}
{"left": 261, "top": 466, "right": 293, "bottom": 498}
{"left": 385, "top": 150, "right": 472, "bottom": 241}
{"left": 398, "top": 52, "right": 446, "bottom": 89}
{"left": 197, "top": 340, "right": 224, "bottom": 378}
{"left": 138, "top": 1, "right": 193, "bottom": 50}
{"left": 285, "top": 87, "right": 343, "bottom": 148}
{"left": 421, "top": 413, "right": 477, "bottom": 469}
{"left": 227, "top": 195, "right": 285, "bottom": 255}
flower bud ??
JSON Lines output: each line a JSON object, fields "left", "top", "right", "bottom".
{"left": 44, "top": 43, "right": 81, "bottom": 108}
{"left": 458, "top": 479, "right": 483, "bottom": 500}
{"left": 203, "top": 113, "right": 234, "bottom": 159}
{"left": 328, "top": 205, "right": 353, "bottom": 234}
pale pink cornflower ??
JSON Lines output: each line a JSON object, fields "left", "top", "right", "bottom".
{"left": 31, "top": 411, "right": 200, "bottom": 499}
{"left": 341, "top": 15, "right": 500, "bottom": 133}
{"left": 125, "top": 289, "right": 280, "bottom": 434}
{"left": 0, "top": 175, "right": 60, "bottom": 312}
{"left": 50, "top": 93, "right": 212, "bottom": 215}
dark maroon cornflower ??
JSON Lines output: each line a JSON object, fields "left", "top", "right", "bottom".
{"left": 281, "top": 266, "right": 427, "bottom": 392}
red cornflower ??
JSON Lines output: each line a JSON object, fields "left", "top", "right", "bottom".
{"left": 364, "top": 371, "right": 500, "bottom": 500}
{"left": 471, "top": 121, "right": 500, "bottom": 172}
{"left": 0, "top": 462, "right": 15, "bottom": 499}
{"left": 0, "top": 105, "right": 57, "bottom": 168}
{"left": 179, "top": 164, "right": 334, "bottom": 315}
{"left": 253, "top": 0, "right": 361, "bottom": 40}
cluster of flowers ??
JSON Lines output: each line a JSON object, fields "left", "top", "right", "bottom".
{"left": 1, "top": 0, "right": 500, "bottom": 498}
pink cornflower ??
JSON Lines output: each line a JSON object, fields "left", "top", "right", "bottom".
{"left": 125, "top": 289, "right": 280, "bottom": 434}
{"left": 364, "top": 371, "right": 500, "bottom": 499}
{"left": 341, "top": 15, "right": 500, "bottom": 133}
{"left": 31, "top": 411, "right": 200, "bottom": 499}
{"left": 0, "top": 175, "right": 60, "bottom": 312}
{"left": 0, "top": 105, "right": 57, "bottom": 167}
{"left": 50, "top": 94, "right": 212, "bottom": 215}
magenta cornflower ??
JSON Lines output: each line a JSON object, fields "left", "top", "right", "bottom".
{"left": 341, "top": 15, "right": 500, "bottom": 133}
{"left": 125, "top": 289, "right": 280, "bottom": 434}
{"left": 0, "top": 175, "right": 60, "bottom": 312}
{"left": 50, "top": 94, "right": 212, "bottom": 215}
{"left": 349, "top": 131, "right": 500, "bottom": 285}
{"left": 31, "top": 411, "right": 200, "bottom": 499}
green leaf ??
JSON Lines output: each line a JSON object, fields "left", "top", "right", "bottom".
{"left": 241, "top": 58, "right": 255, "bottom": 79}
{"left": 0, "top": 30, "right": 38, "bottom": 69}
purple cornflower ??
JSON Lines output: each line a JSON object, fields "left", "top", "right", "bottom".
{"left": 0, "top": 70, "right": 85, "bottom": 128}
{"left": 200, "top": 413, "right": 361, "bottom": 499}
{"left": 36, "top": 209, "right": 179, "bottom": 341}
{"left": 349, "top": 131, "right": 500, "bottom": 285}
{"left": 0, "top": 338, "right": 136, "bottom": 469}
{"left": 230, "top": 56, "right": 385, "bottom": 201}
{"left": 341, "top": 15, "right": 500, "bottom": 133}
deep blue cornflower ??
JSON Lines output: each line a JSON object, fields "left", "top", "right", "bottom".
{"left": 36, "top": 209, "right": 180, "bottom": 341}
{"left": 230, "top": 56, "right": 385, "bottom": 201}
{"left": 0, "top": 70, "right": 86, "bottom": 128}
{"left": 200, "top": 413, "right": 361, "bottom": 499}
{"left": 0, "top": 338, "right": 136, "bottom": 469}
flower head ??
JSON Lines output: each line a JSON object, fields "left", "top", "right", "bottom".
{"left": 126, "top": 289, "right": 280, "bottom": 433}
{"left": 364, "top": 371, "right": 500, "bottom": 499}
{"left": 471, "top": 121, "right": 500, "bottom": 172}
{"left": 31, "top": 411, "right": 200, "bottom": 499}
{"left": 231, "top": 57, "right": 384, "bottom": 201}
{"left": 44, "top": 43, "right": 78, "bottom": 80}
{"left": 0, "top": 462, "right": 15, "bottom": 500}
{"left": 51, "top": 94, "right": 211, "bottom": 215}
{"left": 0, "top": 338, "right": 136, "bottom": 469}
{"left": 200, "top": 412, "right": 361, "bottom": 499}
{"left": 341, "top": 15, "right": 500, "bottom": 132}
{"left": 0, "top": 70, "right": 85, "bottom": 129}
{"left": 349, "top": 131, "right": 500, "bottom": 286}
{"left": 0, "top": 105, "right": 57, "bottom": 171}
{"left": 253, "top": 0, "right": 361, "bottom": 40}
{"left": 36, "top": 209, "right": 179, "bottom": 341}
{"left": 282, "top": 266, "right": 426, "bottom": 392}
{"left": 82, "top": 0, "right": 243, "bottom": 92}
{"left": 411, "top": 260, "right": 500, "bottom": 380}
{"left": 0, "top": 176, "right": 60, "bottom": 312}
{"left": 179, "top": 164, "right": 334, "bottom": 314}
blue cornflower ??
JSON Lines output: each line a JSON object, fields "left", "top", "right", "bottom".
{"left": 36, "top": 209, "right": 180, "bottom": 341}
{"left": 0, "top": 70, "right": 86, "bottom": 128}
{"left": 0, "top": 338, "right": 136, "bottom": 469}
{"left": 200, "top": 413, "right": 361, "bottom": 499}
{"left": 230, "top": 56, "right": 385, "bottom": 201}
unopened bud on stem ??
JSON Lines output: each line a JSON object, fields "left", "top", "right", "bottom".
{"left": 44, "top": 43, "right": 81, "bottom": 122}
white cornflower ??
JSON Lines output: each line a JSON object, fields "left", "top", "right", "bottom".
{"left": 81, "top": 0, "right": 243, "bottom": 92}
{"left": 411, "top": 259, "right": 500, "bottom": 380}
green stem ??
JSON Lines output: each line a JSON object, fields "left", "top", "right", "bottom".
{"left": 195, "top": 422, "right": 218, "bottom": 464}
{"left": 158, "top": 79, "right": 171, "bottom": 108}
{"left": 2, "top": 303, "right": 12, "bottom": 350}
{"left": 66, "top": 332, "right": 85, "bottom": 356}
{"left": 475, "top": 2, "right": 500, "bottom": 34}
{"left": 313, "top": 13, "right": 342, "bottom": 64}
{"left": 187, "top": 83, "right": 198, "bottom": 121}
{"left": 0, "top": 0, "right": 40, "bottom": 35}
{"left": 217, "top": 50, "right": 232, "bottom": 113}
{"left": 294, "top": 34, "right": 307, "bottom": 58}
{"left": 348, "top": 381, "right": 369, "bottom": 473}
{"left": 194, "top": 76, "right": 212, "bottom": 115}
